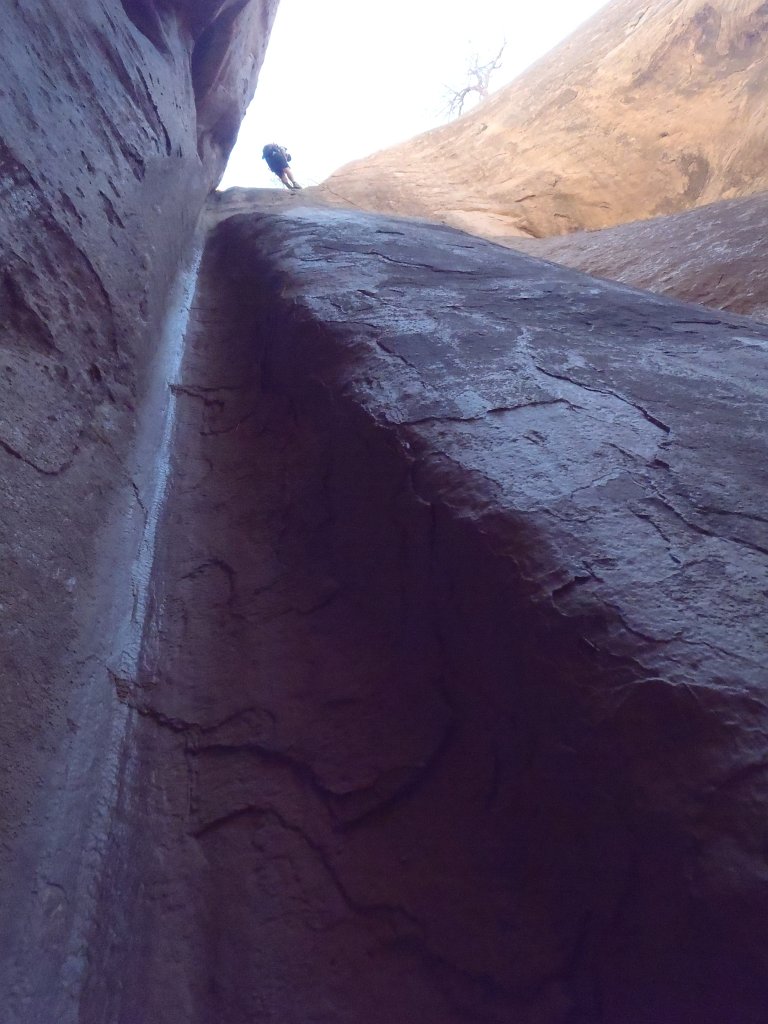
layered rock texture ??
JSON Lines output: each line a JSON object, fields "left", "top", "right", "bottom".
{"left": 3, "top": 0, "right": 768, "bottom": 1021}
{"left": 0, "top": 1, "right": 276, "bottom": 1018}
{"left": 83, "top": 197, "right": 767, "bottom": 1022}
{"left": 326, "top": 0, "right": 768, "bottom": 240}
{"left": 509, "top": 190, "right": 768, "bottom": 319}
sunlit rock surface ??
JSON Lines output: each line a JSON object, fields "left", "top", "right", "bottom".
{"left": 88, "top": 194, "right": 767, "bottom": 1022}
{"left": 0, "top": 1, "right": 276, "bottom": 1018}
{"left": 326, "top": 0, "right": 768, "bottom": 240}
{"left": 507, "top": 191, "right": 768, "bottom": 320}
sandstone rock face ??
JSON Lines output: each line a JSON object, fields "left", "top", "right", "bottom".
{"left": 326, "top": 0, "right": 768, "bottom": 240}
{"left": 508, "top": 191, "right": 768, "bottom": 320}
{"left": 0, "top": 2, "right": 276, "bottom": 1017}
{"left": 77, "top": 196, "right": 768, "bottom": 1022}
{"left": 4, "top": 0, "right": 768, "bottom": 1016}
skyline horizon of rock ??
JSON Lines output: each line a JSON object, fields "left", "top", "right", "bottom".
{"left": 325, "top": 0, "right": 768, "bottom": 242}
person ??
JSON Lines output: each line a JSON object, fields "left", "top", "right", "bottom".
{"left": 262, "top": 144, "right": 301, "bottom": 190}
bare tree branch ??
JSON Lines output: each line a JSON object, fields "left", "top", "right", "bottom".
{"left": 444, "top": 42, "right": 506, "bottom": 118}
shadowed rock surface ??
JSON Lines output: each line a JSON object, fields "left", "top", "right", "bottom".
{"left": 327, "top": 0, "right": 768, "bottom": 240}
{"left": 506, "top": 191, "right": 768, "bottom": 320}
{"left": 0, "top": 1, "right": 277, "bottom": 1017}
{"left": 81, "top": 196, "right": 768, "bottom": 1022}
{"left": 3, "top": 0, "right": 768, "bottom": 1019}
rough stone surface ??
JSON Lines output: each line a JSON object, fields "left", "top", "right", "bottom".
{"left": 0, "top": 2, "right": 276, "bottom": 1018}
{"left": 4, "top": 0, "right": 768, "bottom": 1016}
{"left": 85, "top": 196, "right": 768, "bottom": 1022}
{"left": 326, "top": 0, "right": 768, "bottom": 240}
{"left": 507, "top": 191, "right": 768, "bottom": 321}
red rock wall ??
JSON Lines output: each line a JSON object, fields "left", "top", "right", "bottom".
{"left": 3, "top": 3, "right": 768, "bottom": 1018}
{"left": 70, "top": 198, "right": 768, "bottom": 1022}
{"left": 509, "top": 191, "right": 768, "bottom": 322}
{"left": 0, "top": 2, "right": 276, "bottom": 1017}
{"left": 326, "top": 0, "right": 768, "bottom": 240}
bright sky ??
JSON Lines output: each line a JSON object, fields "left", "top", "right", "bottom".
{"left": 219, "top": 0, "right": 609, "bottom": 189}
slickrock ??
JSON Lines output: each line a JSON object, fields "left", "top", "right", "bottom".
{"left": 508, "top": 190, "right": 768, "bottom": 320}
{"left": 326, "top": 0, "right": 768, "bottom": 240}
{"left": 0, "top": 1, "right": 276, "bottom": 1017}
{"left": 3, "top": 0, "right": 768, "bottom": 1017}
{"left": 81, "top": 196, "right": 768, "bottom": 1022}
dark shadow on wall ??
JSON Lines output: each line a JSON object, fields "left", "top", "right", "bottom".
{"left": 119, "top": 0, "right": 171, "bottom": 53}
{"left": 191, "top": 0, "right": 252, "bottom": 153}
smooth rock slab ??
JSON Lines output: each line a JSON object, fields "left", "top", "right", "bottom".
{"left": 192, "top": 200, "right": 768, "bottom": 1022}
{"left": 326, "top": 0, "right": 768, "bottom": 239}
{"left": 509, "top": 191, "right": 768, "bottom": 321}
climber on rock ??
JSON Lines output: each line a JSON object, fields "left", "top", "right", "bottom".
{"left": 262, "top": 143, "right": 301, "bottom": 190}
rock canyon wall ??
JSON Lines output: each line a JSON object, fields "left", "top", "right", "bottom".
{"left": 326, "top": 0, "right": 768, "bottom": 241}
{"left": 83, "top": 198, "right": 768, "bottom": 1022}
{"left": 2, "top": 0, "right": 768, "bottom": 1021}
{"left": 509, "top": 191, "right": 768, "bottom": 320}
{"left": 0, "top": 1, "right": 277, "bottom": 1018}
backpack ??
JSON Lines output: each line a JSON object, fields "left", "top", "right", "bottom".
{"left": 264, "top": 144, "right": 291, "bottom": 165}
